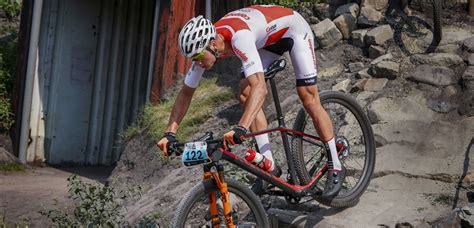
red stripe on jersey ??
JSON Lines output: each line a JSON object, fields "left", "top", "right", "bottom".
{"left": 265, "top": 27, "right": 289, "bottom": 46}
{"left": 215, "top": 18, "right": 250, "bottom": 44}
{"left": 248, "top": 5, "right": 293, "bottom": 23}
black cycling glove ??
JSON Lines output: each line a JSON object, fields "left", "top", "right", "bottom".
{"left": 232, "top": 126, "right": 248, "bottom": 144}
{"left": 163, "top": 132, "right": 178, "bottom": 153}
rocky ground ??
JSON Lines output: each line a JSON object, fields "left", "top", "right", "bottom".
{"left": 1, "top": 1, "right": 474, "bottom": 227}
{"left": 109, "top": 1, "right": 474, "bottom": 227}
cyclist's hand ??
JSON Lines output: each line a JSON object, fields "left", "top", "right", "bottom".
{"left": 157, "top": 132, "right": 177, "bottom": 156}
{"left": 223, "top": 126, "right": 247, "bottom": 149}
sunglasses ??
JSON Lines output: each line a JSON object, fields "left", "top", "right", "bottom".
{"left": 192, "top": 46, "right": 219, "bottom": 61}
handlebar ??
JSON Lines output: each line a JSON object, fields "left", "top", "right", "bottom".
{"left": 167, "top": 131, "right": 224, "bottom": 156}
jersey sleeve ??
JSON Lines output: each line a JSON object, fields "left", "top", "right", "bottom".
{"left": 231, "top": 31, "right": 264, "bottom": 77}
{"left": 184, "top": 62, "right": 205, "bottom": 88}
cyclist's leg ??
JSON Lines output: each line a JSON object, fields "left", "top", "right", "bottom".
{"left": 288, "top": 14, "right": 345, "bottom": 198}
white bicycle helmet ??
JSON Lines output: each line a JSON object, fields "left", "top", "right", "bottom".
{"left": 178, "top": 15, "right": 216, "bottom": 58}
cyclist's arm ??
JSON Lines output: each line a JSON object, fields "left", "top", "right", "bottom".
{"left": 232, "top": 31, "right": 267, "bottom": 129}
{"left": 165, "top": 62, "right": 204, "bottom": 133}
{"left": 238, "top": 72, "right": 266, "bottom": 129}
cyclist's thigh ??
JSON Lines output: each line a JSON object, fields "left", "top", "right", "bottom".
{"left": 289, "top": 34, "right": 318, "bottom": 87}
{"left": 240, "top": 49, "right": 280, "bottom": 91}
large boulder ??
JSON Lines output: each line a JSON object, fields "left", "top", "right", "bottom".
{"left": 351, "top": 29, "right": 369, "bottom": 47}
{"left": 312, "top": 3, "right": 331, "bottom": 20}
{"left": 411, "top": 53, "right": 464, "bottom": 67}
{"left": 358, "top": 7, "right": 383, "bottom": 27}
{"left": 362, "top": 0, "right": 389, "bottom": 11}
{"left": 333, "top": 14, "right": 357, "bottom": 40}
{"left": 406, "top": 65, "right": 458, "bottom": 86}
{"left": 370, "top": 60, "right": 399, "bottom": 80}
{"left": 365, "top": 25, "right": 393, "bottom": 46}
{"left": 463, "top": 66, "right": 474, "bottom": 91}
{"left": 468, "top": 54, "right": 474, "bottom": 66}
{"left": 312, "top": 18, "right": 343, "bottom": 48}
{"left": 335, "top": 3, "right": 360, "bottom": 18}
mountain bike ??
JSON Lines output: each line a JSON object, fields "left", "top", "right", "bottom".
{"left": 168, "top": 59, "right": 376, "bottom": 227}
{"left": 387, "top": 0, "right": 442, "bottom": 55}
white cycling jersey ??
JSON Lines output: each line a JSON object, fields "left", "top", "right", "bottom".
{"left": 185, "top": 5, "right": 318, "bottom": 88}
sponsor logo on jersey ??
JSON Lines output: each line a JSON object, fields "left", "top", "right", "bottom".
{"left": 304, "top": 78, "right": 316, "bottom": 84}
{"left": 243, "top": 61, "right": 255, "bottom": 70}
{"left": 224, "top": 12, "right": 250, "bottom": 20}
{"left": 308, "top": 39, "right": 317, "bottom": 67}
{"left": 266, "top": 24, "right": 277, "bottom": 34}
{"left": 303, "top": 73, "right": 316, "bottom": 78}
{"left": 238, "top": 8, "right": 253, "bottom": 13}
{"left": 234, "top": 48, "right": 249, "bottom": 62}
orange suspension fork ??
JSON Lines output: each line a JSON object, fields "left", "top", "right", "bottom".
{"left": 213, "top": 163, "right": 235, "bottom": 228}
{"left": 204, "top": 171, "right": 220, "bottom": 228}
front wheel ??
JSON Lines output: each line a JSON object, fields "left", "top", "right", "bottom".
{"left": 291, "top": 91, "right": 376, "bottom": 208}
{"left": 171, "top": 178, "right": 269, "bottom": 227}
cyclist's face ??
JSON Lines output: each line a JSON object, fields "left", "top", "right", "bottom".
{"left": 195, "top": 49, "right": 217, "bottom": 70}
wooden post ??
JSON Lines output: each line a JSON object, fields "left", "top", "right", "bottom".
{"left": 470, "top": 0, "right": 474, "bottom": 16}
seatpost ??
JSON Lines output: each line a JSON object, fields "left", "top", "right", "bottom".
{"left": 268, "top": 77, "right": 285, "bottom": 128}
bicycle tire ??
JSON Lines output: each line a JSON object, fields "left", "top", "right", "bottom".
{"left": 432, "top": 0, "right": 442, "bottom": 43}
{"left": 395, "top": 15, "right": 435, "bottom": 55}
{"left": 171, "top": 178, "right": 269, "bottom": 227}
{"left": 291, "top": 91, "right": 375, "bottom": 208}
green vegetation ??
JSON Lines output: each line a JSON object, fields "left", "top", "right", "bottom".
{"left": 122, "top": 77, "right": 234, "bottom": 142}
{"left": 0, "top": 0, "right": 20, "bottom": 132}
{"left": 423, "top": 192, "right": 455, "bottom": 206}
{"left": 40, "top": 175, "right": 143, "bottom": 227}
{"left": 0, "top": 162, "right": 25, "bottom": 172}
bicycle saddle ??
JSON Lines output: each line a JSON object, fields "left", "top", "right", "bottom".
{"left": 264, "top": 59, "right": 286, "bottom": 79}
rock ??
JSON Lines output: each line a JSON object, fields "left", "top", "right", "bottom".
{"left": 367, "top": 96, "right": 439, "bottom": 124}
{"left": 351, "top": 78, "right": 368, "bottom": 92}
{"left": 442, "top": 85, "right": 460, "bottom": 98}
{"left": 463, "top": 172, "right": 474, "bottom": 185}
{"left": 355, "top": 90, "right": 374, "bottom": 107}
{"left": 411, "top": 53, "right": 464, "bottom": 66}
{"left": 351, "top": 29, "right": 369, "bottom": 47}
{"left": 463, "top": 37, "right": 474, "bottom": 53}
{"left": 335, "top": 3, "right": 360, "bottom": 18}
{"left": 368, "top": 45, "right": 385, "bottom": 59}
{"left": 427, "top": 99, "right": 458, "bottom": 113}
{"left": 356, "top": 68, "right": 372, "bottom": 79}
{"left": 463, "top": 66, "right": 474, "bottom": 82}
{"left": 468, "top": 54, "right": 474, "bottom": 66}
{"left": 319, "top": 64, "right": 345, "bottom": 78}
{"left": 348, "top": 62, "right": 365, "bottom": 73}
{"left": 365, "top": 25, "right": 393, "bottom": 46}
{"left": 313, "top": 3, "right": 331, "bottom": 20}
{"left": 407, "top": 65, "right": 457, "bottom": 86}
{"left": 358, "top": 7, "right": 383, "bottom": 27}
{"left": 0, "top": 147, "right": 20, "bottom": 164}
{"left": 363, "top": 78, "right": 388, "bottom": 91}
{"left": 371, "top": 61, "right": 399, "bottom": 80}
{"left": 458, "top": 93, "right": 474, "bottom": 116}
{"left": 459, "top": 204, "right": 474, "bottom": 227}
{"left": 362, "top": 0, "right": 389, "bottom": 11}
{"left": 333, "top": 14, "right": 357, "bottom": 40}
{"left": 311, "top": 19, "right": 343, "bottom": 49}
{"left": 370, "top": 53, "right": 393, "bottom": 65}
{"left": 332, "top": 79, "right": 351, "bottom": 93}
{"left": 308, "top": 16, "right": 320, "bottom": 24}
{"left": 297, "top": 6, "right": 314, "bottom": 19}
{"left": 436, "top": 44, "right": 461, "bottom": 54}
{"left": 440, "top": 27, "right": 473, "bottom": 46}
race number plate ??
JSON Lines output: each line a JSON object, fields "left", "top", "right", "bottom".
{"left": 181, "top": 141, "right": 211, "bottom": 166}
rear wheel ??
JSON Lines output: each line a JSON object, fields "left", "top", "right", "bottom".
{"left": 171, "top": 178, "right": 269, "bottom": 227}
{"left": 291, "top": 91, "right": 375, "bottom": 208}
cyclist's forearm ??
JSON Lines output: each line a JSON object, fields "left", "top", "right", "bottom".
{"left": 166, "top": 85, "right": 195, "bottom": 133}
{"left": 239, "top": 73, "right": 267, "bottom": 129}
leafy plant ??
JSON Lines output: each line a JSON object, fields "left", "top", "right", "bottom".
{"left": 40, "top": 175, "right": 142, "bottom": 227}
{"left": 0, "top": 0, "right": 21, "bottom": 22}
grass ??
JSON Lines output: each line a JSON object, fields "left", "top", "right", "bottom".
{"left": 0, "top": 162, "right": 25, "bottom": 172}
{"left": 121, "top": 77, "right": 234, "bottom": 142}
{"left": 423, "top": 192, "right": 455, "bottom": 207}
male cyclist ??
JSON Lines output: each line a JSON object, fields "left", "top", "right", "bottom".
{"left": 157, "top": 5, "right": 345, "bottom": 199}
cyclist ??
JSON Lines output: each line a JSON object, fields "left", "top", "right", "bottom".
{"left": 157, "top": 5, "right": 346, "bottom": 199}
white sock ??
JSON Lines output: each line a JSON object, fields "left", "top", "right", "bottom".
{"left": 255, "top": 134, "right": 274, "bottom": 170}
{"left": 328, "top": 138, "right": 342, "bottom": 170}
